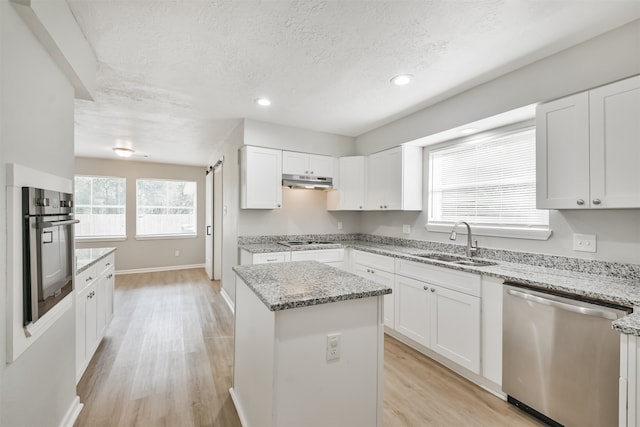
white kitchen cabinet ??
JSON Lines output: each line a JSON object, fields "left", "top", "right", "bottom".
{"left": 282, "top": 151, "right": 334, "bottom": 177}
{"left": 394, "top": 275, "right": 430, "bottom": 345}
{"left": 394, "top": 259, "right": 481, "bottom": 374}
{"left": 240, "top": 146, "right": 282, "bottom": 209}
{"left": 240, "top": 250, "right": 291, "bottom": 265}
{"left": 366, "top": 145, "right": 422, "bottom": 211}
{"left": 290, "top": 248, "right": 345, "bottom": 270}
{"left": 76, "top": 252, "right": 116, "bottom": 382}
{"left": 327, "top": 156, "right": 366, "bottom": 211}
{"left": 537, "top": 75, "right": 640, "bottom": 209}
{"left": 352, "top": 250, "right": 396, "bottom": 328}
{"left": 481, "top": 276, "right": 503, "bottom": 386}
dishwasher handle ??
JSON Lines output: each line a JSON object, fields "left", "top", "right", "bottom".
{"left": 507, "top": 289, "right": 619, "bottom": 320}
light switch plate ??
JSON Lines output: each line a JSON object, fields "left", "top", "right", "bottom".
{"left": 573, "top": 233, "right": 596, "bottom": 253}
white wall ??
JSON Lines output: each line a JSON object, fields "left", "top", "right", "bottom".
{"left": 74, "top": 157, "right": 206, "bottom": 272}
{"left": 1, "top": 2, "right": 78, "bottom": 425}
{"left": 356, "top": 19, "right": 640, "bottom": 154}
{"left": 211, "top": 120, "right": 358, "bottom": 301}
{"left": 356, "top": 21, "right": 640, "bottom": 265}
{"left": 244, "top": 119, "right": 355, "bottom": 157}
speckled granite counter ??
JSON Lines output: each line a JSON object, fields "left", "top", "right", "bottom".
{"left": 233, "top": 260, "right": 391, "bottom": 311}
{"left": 76, "top": 247, "right": 116, "bottom": 273}
{"left": 239, "top": 236, "right": 640, "bottom": 334}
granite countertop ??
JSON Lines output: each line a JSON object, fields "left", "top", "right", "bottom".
{"left": 239, "top": 239, "right": 640, "bottom": 335}
{"left": 233, "top": 260, "right": 391, "bottom": 312}
{"left": 76, "top": 247, "right": 116, "bottom": 274}
{"left": 240, "top": 242, "right": 343, "bottom": 252}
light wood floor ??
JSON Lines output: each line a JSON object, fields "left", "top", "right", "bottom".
{"left": 76, "top": 269, "right": 542, "bottom": 427}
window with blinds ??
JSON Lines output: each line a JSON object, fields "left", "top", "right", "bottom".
{"left": 428, "top": 127, "right": 549, "bottom": 231}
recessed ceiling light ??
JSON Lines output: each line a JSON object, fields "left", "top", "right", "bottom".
{"left": 113, "top": 147, "right": 134, "bottom": 158}
{"left": 460, "top": 128, "right": 478, "bottom": 135}
{"left": 390, "top": 74, "right": 413, "bottom": 86}
{"left": 255, "top": 97, "right": 271, "bottom": 107}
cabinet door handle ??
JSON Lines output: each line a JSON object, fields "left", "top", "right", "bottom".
{"left": 592, "top": 198, "right": 601, "bottom": 205}
{"left": 431, "top": 288, "right": 436, "bottom": 292}
{"left": 277, "top": 204, "right": 281, "bottom": 208}
{"left": 379, "top": 205, "right": 383, "bottom": 209}
{"left": 383, "top": 205, "right": 388, "bottom": 209}
{"left": 86, "top": 276, "right": 93, "bottom": 282}
{"left": 423, "top": 286, "right": 429, "bottom": 291}
{"left": 359, "top": 206, "right": 363, "bottom": 209}
{"left": 576, "top": 199, "right": 585, "bottom": 206}
{"left": 305, "top": 170, "right": 309, "bottom": 174}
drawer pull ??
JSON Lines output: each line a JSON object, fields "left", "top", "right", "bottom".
{"left": 86, "top": 276, "right": 93, "bottom": 282}
{"left": 592, "top": 198, "right": 602, "bottom": 205}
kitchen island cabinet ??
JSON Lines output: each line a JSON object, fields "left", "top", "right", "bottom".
{"left": 231, "top": 261, "right": 390, "bottom": 427}
{"left": 537, "top": 74, "right": 640, "bottom": 209}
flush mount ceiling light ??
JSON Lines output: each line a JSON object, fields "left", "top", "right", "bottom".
{"left": 113, "top": 147, "right": 134, "bottom": 158}
{"left": 390, "top": 74, "right": 413, "bottom": 86}
{"left": 255, "top": 97, "right": 272, "bottom": 107}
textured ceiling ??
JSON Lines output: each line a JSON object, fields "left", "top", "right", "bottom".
{"left": 68, "top": 0, "right": 640, "bottom": 166}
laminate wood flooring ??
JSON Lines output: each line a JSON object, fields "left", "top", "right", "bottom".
{"left": 75, "top": 269, "right": 543, "bottom": 427}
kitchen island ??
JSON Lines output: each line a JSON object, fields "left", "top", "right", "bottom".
{"left": 230, "top": 261, "right": 391, "bottom": 427}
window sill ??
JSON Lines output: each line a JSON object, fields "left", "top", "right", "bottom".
{"left": 75, "top": 236, "right": 127, "bottom": 243}
{"left": 426, "top": 223, "right": 552, "bottom": 241}
{"left": 135, "top": 234, "right": 198, "bottom": 241}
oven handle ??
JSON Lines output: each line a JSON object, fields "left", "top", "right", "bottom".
{"left": 507, "top": 289, "right": 619, "bottom": 320}
{"left": 38, "top": 219, "right": 80, "bottom": 228}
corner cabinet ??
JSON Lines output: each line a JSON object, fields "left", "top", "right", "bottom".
{"left": 537, "top": 75, "right": 640, "bottom": 209}
{"left": 327, "top": 156, "right": 366, "bottom": 211}
{"left": 240, "top": 146, "right": 282, "bottom": 209}
{"left": 366, "top": 146, "right": 422, "bottom": 211}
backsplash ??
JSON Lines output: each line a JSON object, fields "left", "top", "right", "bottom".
{"left": 238, "top": 233, "right": 640, "bottom": 281}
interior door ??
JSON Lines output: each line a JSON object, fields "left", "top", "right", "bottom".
{"left": 213, "top": 164, "right": 223, "bottom": 280}
{"left": 205, "top": 168, "right": 214, "bottom": 280}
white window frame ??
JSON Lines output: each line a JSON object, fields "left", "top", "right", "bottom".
{"left": 74, "top": 175, "right": 127, "bottom": 241}
{"left": 425, "top": 122, "right": 551, "bottom": 241}
{"left": 135, "top": 178, "right": 197, "bottom": 239}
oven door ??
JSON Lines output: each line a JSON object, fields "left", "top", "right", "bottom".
{"left": 24, "top": 215, "right": 78, "bottom": 326}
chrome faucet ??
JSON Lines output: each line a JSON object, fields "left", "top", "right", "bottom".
{"left": 450, "top": 221, "right": 478, "bottom": 257}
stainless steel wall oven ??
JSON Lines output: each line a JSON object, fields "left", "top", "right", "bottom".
{"left": 22, "top": 186, "right": 79, "bottom": 331}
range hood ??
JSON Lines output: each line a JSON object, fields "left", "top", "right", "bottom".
{"left": 282, "top": 173, "right": 333, "bottom": 190}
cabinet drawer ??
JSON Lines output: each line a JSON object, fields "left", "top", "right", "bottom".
{"left": 352, "top": 250, "right": 395, "bottom": 273}
{"left": 395, "top": 259, "right": 480, "bottom": 297}
{"left": 76, "top": 265, "right": 97, "bottom": 292}
{"left": 97, "top": 253, "right": 115, "bottom": 274}
{"left": 290, "top": 249, "right": 344, "bottom": 263}
{"left": 253, "top": 252, "right": 290, "bottom": 264}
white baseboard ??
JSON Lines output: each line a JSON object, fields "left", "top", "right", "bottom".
{"left": 221, "top": 287, "right": 235, "bottom": 314}
{"left": 229, "top": 388, "right": 247, "bottom": 427}
{"left": 115, "top": 263, "right": 205, "bottom": 275}
{"left": 59, "top": 396, "right": 83, "bottom": 427}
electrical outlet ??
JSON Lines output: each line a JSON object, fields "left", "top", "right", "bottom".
{"left": 573, "top": 233, "right": 596, "bottom": 253}
{"left": 326, "top": 333, "right": 341, "bottom": 362}
{"left": 175, "top": 250, "right": 180, "bottom": 257}
{"left": 337, "top": 221, "right": 343, "bottom": 230}
{"left": 402, "top": 224, "right": 411, "bottom": 234}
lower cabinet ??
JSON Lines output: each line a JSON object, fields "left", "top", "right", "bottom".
{"left": 394, "top": 260, "right": 481, "bottom": 374}
{"left": 352, "top": 250, "right": 396, "bottom": 328}
{"left": 76, "top": 253, "right": 116, "bottom": 382}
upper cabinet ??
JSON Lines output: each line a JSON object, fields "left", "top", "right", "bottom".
{"left": 240, "top": 146, "right": 282, "bottom": 209}
{"left": 327, "top": 156, "right": 366, "bottom": 211}
{"left": 366, "top": 146, "right": 422, "bottom": 211}
{"left": 282, "top": 151, "right": 334, "bottom": 177}
{"left": 537, "top": 75, "right": 640, "bottom": 209}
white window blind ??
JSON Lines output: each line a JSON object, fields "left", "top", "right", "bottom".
{"left": 429, "top": 127, "right": 549, "bottom": 229}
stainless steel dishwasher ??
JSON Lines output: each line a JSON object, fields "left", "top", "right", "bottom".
{"left": 503, "top": 283, "right": 631, "bottom": 427}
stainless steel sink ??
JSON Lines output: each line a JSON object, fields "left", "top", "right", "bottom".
{"left": 413, "top": 252, "right": 497, "bottom": 267}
